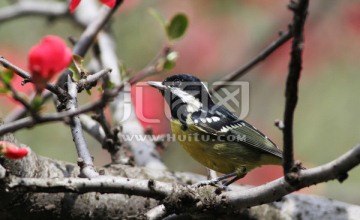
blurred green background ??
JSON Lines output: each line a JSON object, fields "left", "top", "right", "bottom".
{"left": 1, "top": 0, "right": 360, "bottom": 205}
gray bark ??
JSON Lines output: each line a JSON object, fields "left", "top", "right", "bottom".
{"left": 1, "top": 132, "right": 360, "bottom": 220}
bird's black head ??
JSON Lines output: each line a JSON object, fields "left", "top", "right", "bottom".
{"left": 147, "top": 74, "right": 214, "bottom": 122}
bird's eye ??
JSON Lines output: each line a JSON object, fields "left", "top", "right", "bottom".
{"left": 172, "top": 79, "right": 182, "bottom": 87}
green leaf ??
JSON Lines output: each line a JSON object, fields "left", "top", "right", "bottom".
{"left": 166, "top": 13, "right": 188, "bottom": 41}
{"left": 148, "top": 8, "right": 167, "bottom": 30}
{"left": 30, "top": 95, "right": 44, "bottom": 112}
{"left": 106, "top": 81, "right": 115, "bottom": 90}
{"left": 1, "top": 69, "right": 14, "bottom": 85}
{"left": 86, "top": 89, "right": 91, "bottom": 95}
{"left": 97, "top": 87, "right": 103, "bottom": 93}
{"left": 68, "top": 55, "right": 86, "bottom": 82}
{"left": 161, "top": 51, "right": 178, "bottom": 71}
{"left": 163, "top": 60, "right": 176, "bottom": 70}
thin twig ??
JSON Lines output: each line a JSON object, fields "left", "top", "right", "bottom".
{"left": 57, "top": 0, "right": 123, "bottom": 88}
{"left": 4, "top": 91, "right": 52, "bottom": 123}
{"left": 3, "top": 1, "right": 123, "bottom": 123}
{"left": 0, "top": 74, "right": 31, "bottom": 111}
{"left": 0, "top": 81, "right": 125, "bottom": 139}
{"left": 0, "top": 1, "right": 68, "bottom": 23}
{"left": 0, "top": 56, "right": 69, "bottom": 100}
{"left": 283, "top": 0, "right": 309, "bottom": 178}
{"left": 76, "top": 68, "right": 111, "bottom": 92}
{"left": 0, "top": 67, "right": 159, "bottom": 137}
{"left": 210, "top": 0, "right": 336, "bottom": 94}
{"left": 79, "top": 114, "right": 106, "bottom": 144}
{"left": 128, "top": 46, "right": 173, "bottom": 85}
{"left": 92, "top": 110, "right": 113, "bottom": 139}
{"left": 211, "top": 31, "right": 292, "bottom": 93}
{"left": 91, "top": 107, "right": 120, "bottom": 156}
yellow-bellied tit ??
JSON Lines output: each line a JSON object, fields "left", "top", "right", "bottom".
{"left": 147, "top": 74, "right": 282, "bottom": 186}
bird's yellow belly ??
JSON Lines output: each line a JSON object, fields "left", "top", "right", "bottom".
{"left": 170, "top": 120, "right": 281, "bottom": 175}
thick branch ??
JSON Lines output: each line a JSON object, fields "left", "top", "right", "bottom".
{"left": 66, "top": 75, "right": 99, "bottom": 178}
{"left": 2, "top": 132, "right": 360, "bottom": 219}
{"left": 226, "top": 144, "right": 360, "bottom": 208}
{"left": 7, "top": 141, "right": 358, "bottom": 219}
{"left": 8, "top": 176, "right": 174, "bottom": 199}
{"left": 148, "top": 143, "right": 360, "bottom": 218}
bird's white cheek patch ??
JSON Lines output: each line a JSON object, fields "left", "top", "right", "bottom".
{"left": 171, "top": 87, "right": 202, "bottom": 113}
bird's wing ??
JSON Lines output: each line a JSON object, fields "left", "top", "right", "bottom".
{"left": 225, "top": 120, "right": 282, "bottom": 158}
{"left": 191, "top": 106, "right": 283, "bottom": 158}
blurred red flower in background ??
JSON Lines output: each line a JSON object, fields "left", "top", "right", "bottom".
{"left": 0, "top": 141, "right": 30, "bottom": 159}
{"left": 344, "top": 3, "right": 360, "bottom": 33}
{"left": 69, "top": 0, "right": 116, "bottom": 13}
{"left": 28, "top": 35, "right": 72, "bottom": 92}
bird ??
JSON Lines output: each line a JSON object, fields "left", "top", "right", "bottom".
{"left": 147, "top": 74, "right": 282, "bottom": 186}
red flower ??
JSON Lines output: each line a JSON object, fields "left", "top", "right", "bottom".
{"left": 28, "top": 35, "right": 72, "bottom": 91}
{"left": 69, "top": 0, "right": 81, "bottom": 13}
{"left": 69, "top": 0, "right": 116, "bottom": 13}
{"left": 0, "top": 141, "right": 30, "bottom": 159}
{"left": 100, "top": 0, "right": 117, "bottom": 8}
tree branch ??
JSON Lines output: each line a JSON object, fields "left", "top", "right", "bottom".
{"left": 79, "top": 114, "right": 106, "bottom": 144}
{"left": 7, "top": 141, "right": 358, "bottom": 218}
{"left": 283, "top": 0, "right": 309, "bottom": 177}
{"left": 0, "top": 74, "right": 32, "bottom": 112}
{"left": 0, "top": 82, "right": 125, "bottom": 136}
{"left": 0, "top": 56, "right": 69, "bottom": 100}
{"left": 4, "top": 91, "right": 53, "bottom": 123}
{"left": 0, "top": 1, "right": 68, "bottom": 23}
{"left": 8, "top": 176, "right": 174, "bottom": 199}
{"left": 147, "top": 143, "right": 360, "bottom": 218}
{"left": 226, "top": 144, "right": 360, "bottom": 208}
{"left": 76, "top": 68, "right": 111, "bottom": 92}
{"left": 211, "top": 31, "right": 292, "bottom": 93}
{"left": 2, "top": 133, "right": 360, "bottom": 219}
{"left": 66, "top": 75, "right": 99, "bottom": 178}
{"left": 1, "top": 0, "right": 123, "bottom": 122}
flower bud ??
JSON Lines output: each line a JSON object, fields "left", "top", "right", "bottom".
{"left": 69, "top": 0, "right": 116, "bottom": 13}
{"left": 0, "top": 141, "right": 30, "bottom": 159}
{"left": 28, "top": 35, "right": 72, "bottom": 92}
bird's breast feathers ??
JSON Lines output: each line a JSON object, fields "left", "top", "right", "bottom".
{"left": 170, "top": 117, "right": 281, "bottom": 174}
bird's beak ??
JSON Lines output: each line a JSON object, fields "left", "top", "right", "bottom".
{"left": 147, "top": 81, "right": 166, "bottom": 90}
